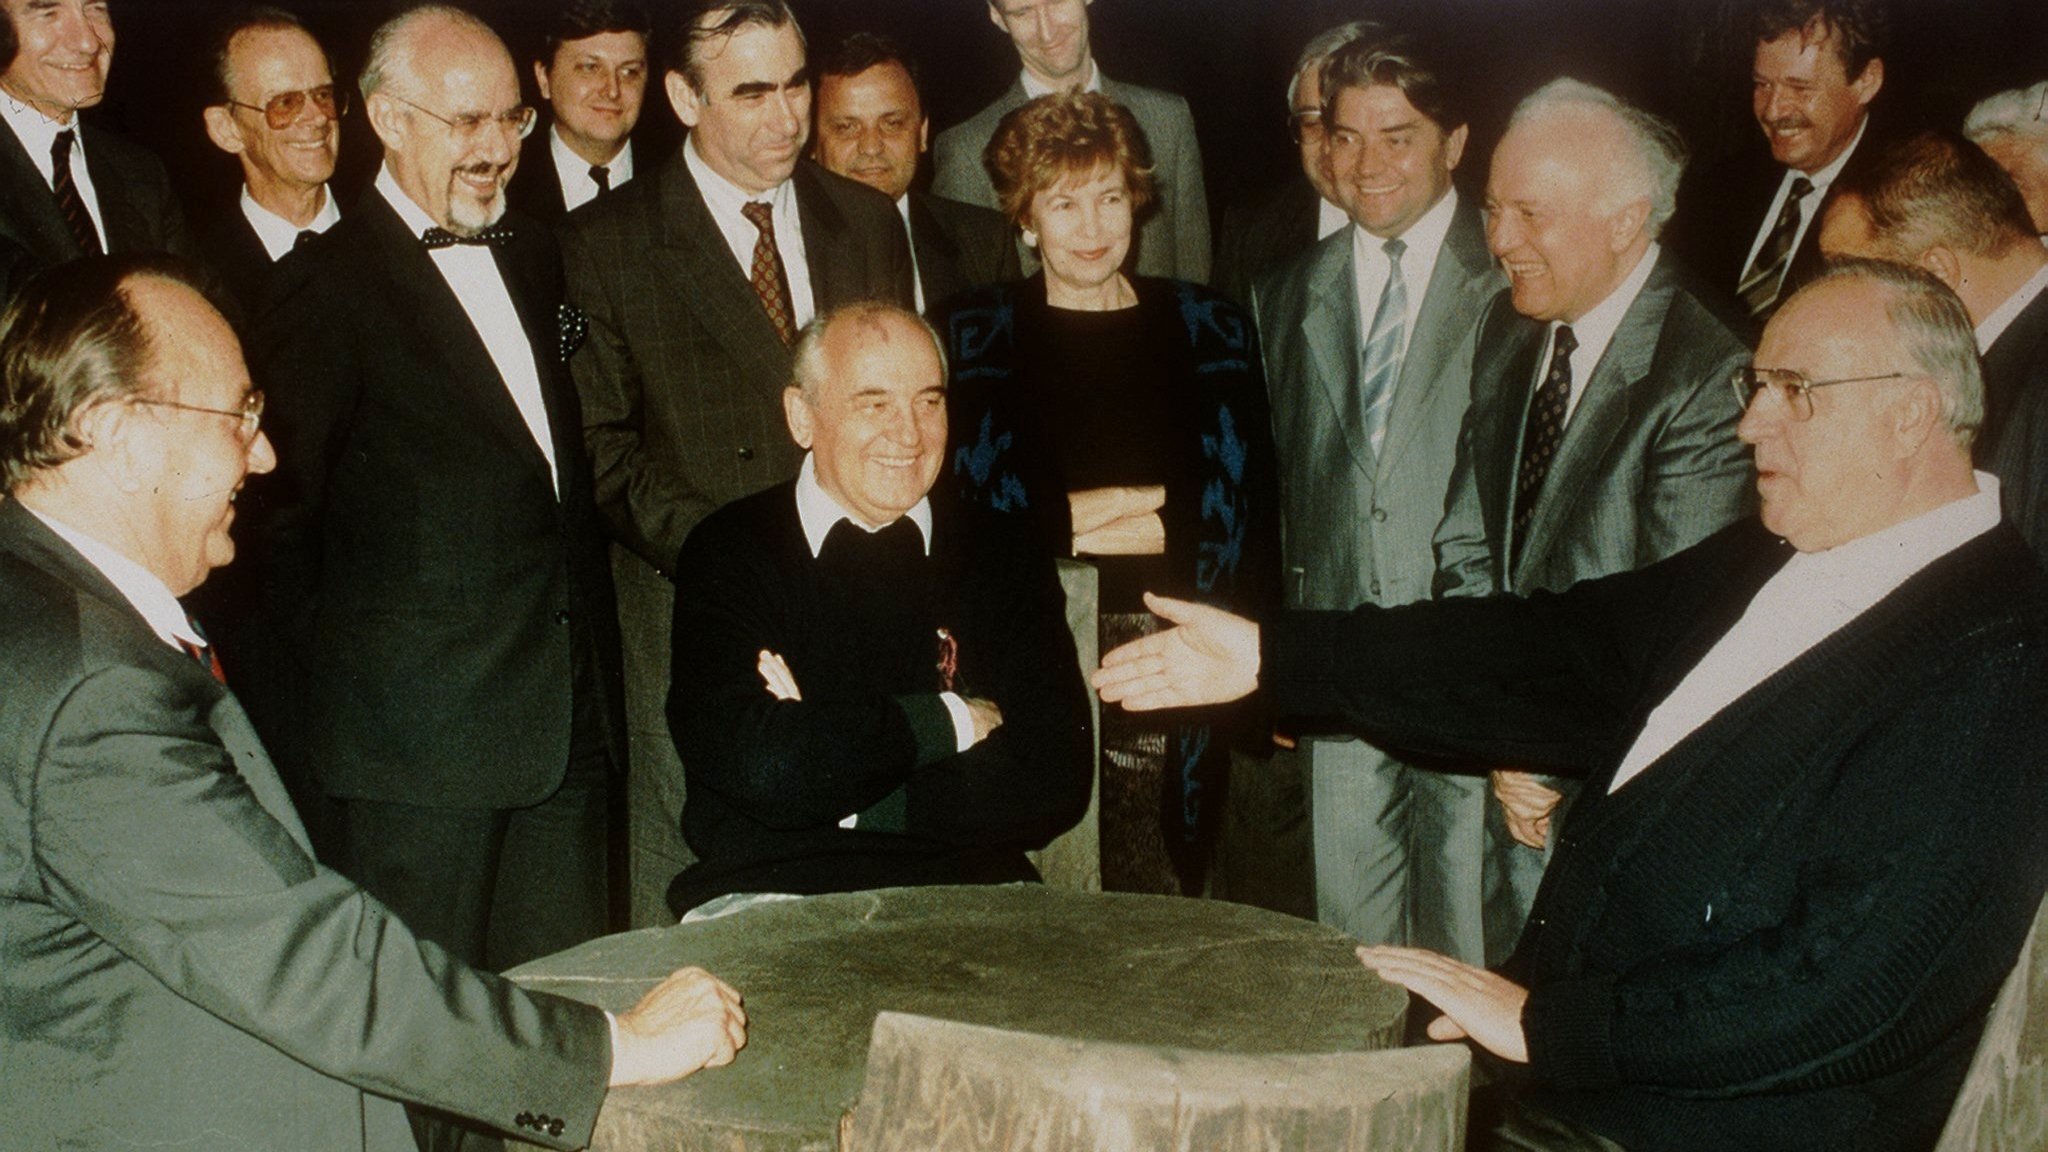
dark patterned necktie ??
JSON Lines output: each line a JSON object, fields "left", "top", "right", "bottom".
{"left": 421, "top": 224, "right": 513, "bottom": 249}
{"left": 590, "top": 165, "right": 612, "bottom": 196}
{"left": 180, "top": 616, "right": 228, "bottom": 685}
{"left": 741, "top": 200, "right": 798, "bottom": 345}
{"left": 293, "top": 229, "right": 319, "bottom": 251}
{"left": 1511, "top": 324, "right": 1577, "bottom": 569}
{"left": 1738, "top": 176, "right": 1813, "bottom": 318}
{"left": 50, "top": 129, "right": 102, "bottom": 256}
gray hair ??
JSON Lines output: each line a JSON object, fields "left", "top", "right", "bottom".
{"left": 1964, "top": 81, "right": 2048, "bottom": 144}
{"left": 791, "top": 302, "right": 948, "bottom": 402}
{"left": 1508, "top": 78, "right": 1689, "bottom": 237}
{"left": 360, "top": 4, "right": 503, "bottom": 100}
{"left": 1286, "top": 20, "right": 1374, "bottom": 108}
{"left": 1796, "top": 258, "right": 1984, "bottom": 446}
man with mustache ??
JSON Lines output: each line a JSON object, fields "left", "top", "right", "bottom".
{"left": 240, "top": 3, "right": 626, "bottom": 1002}
{"left": 1671, "top": 0, "right": 1891, "bottom": 322}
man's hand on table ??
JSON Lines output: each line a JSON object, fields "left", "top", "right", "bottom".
{"left": 1492, "top": 770, "right": 1564, "bottom": 850}
{"left": 1356, "top": 946, "right": 1529, "bottom": 1064}
{"left": 1092, "top": 593, "right": 1261, "bottom": 710}
{"left": 608, "top": 967, "right": 748, "bottom": 1087}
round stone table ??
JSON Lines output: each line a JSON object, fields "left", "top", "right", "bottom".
{"left": 507, "top": 885, "right": 1407, "bottom": 1152}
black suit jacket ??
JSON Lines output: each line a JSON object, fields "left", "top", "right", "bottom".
{"left": 907, "top": 191, "right": 1016, "bottom": 313}
{"left": 196, "top": 203, "right": 275, "bottom": 325}
{"left": 510, "top": 129, "right": 570, "bottom": 223}
{"left": 1266, "top": 516, "right": 2048, "bottom": 1152}
{"left": 0, "top": 501, "right": 610, "bottom": 1151}
{"left": 241, "top": 189, "right": 624, "bottom": 808}
{"left": 1986, "top": 288, "right": 2048, "bottom": 564}
{"left": 665, "top": 484, "right": 1092, "bottom": 913}
{"left": 560, "top": 153, "right": 914, "bottom": 573}
{"left": 1214, "top": 177, "right": 1325, "bottom": 310}
{"left": 0, "top": 117, "right": 196, "bottom": 272}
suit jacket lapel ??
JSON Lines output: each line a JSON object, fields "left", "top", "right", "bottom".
{"left": 796, "top": 162, "right": 865, "bottom": 311}
{"left": 1301, "top": 236, "right": 1376, "bottom": 479}
{"left": 0, "top": 118, "right": 80, "bottom": 264}
{"left": 908, "top": 194, "right": 961, "bottom": 311}
{"left": 657, "top": 153, "right": 792, "bottom": 379}
{"left": 80, "top": 126, "right": 145, "bottom": 253}
{"left": 1378, "top": 200, "right": 1489, "bottom": 477}
{"left": 1479, "top": 310, "right": 1544, "bottom": 581}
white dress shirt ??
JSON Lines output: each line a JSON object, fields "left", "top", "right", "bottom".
{"left": 1020, "top": 59, "right": 1102, "bottom": 99}
{"left": 894, "top": 195, "right": 926, "bottom": 313}
{"left": 549, "top": 125, "right": 633, "bottom": 214}
{"left": 1351, "top": 189, "right": 1459, "bottom": 368}
{"left": 1317, "top": 197, "right": 1349, "bottom": 242}
{"left": 240, "top": 184, "right": 340, "bottom": 262}
{"left": 375, "top": 165, "right": 559, "bottom": 495}
{"left": 26, "top": 508, "right": 202, "bottom": 652}
{"left": 1, "top": 90, "right": 106, "bottom": 247}
{"left": 683, "top": 137, "right": 816, "bottom": 330}
{"left": 1739, "top": 117, "right": 1869, "bottom": 283}
{"left": 1612, "top": 474, "right": 2002, "bottom": 791}
{"left": 1977, "top": 260, "right": 2048, "bottom": 352}
{"left": 792, "top": 453, "right": 973, "bottom": 801}
{"left": 1537, "top": 242, "right": 1663, "bottom": 423}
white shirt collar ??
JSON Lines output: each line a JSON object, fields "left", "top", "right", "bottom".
{"left": 1792, "top": 470, "right": 2002, "bottom": 573}
{"left": 1353, "top": 187, "right": 1457, "bottom": 271}
{"left": 1548, "top": 241, "right": 1662, "bottom": 412}
{"left": 1316, "top": 196, "right": 1349, "bottom": 241}
{"left": 240, "top": 184, "right": 340, "bottom": 262}
{"left": 1792, "top": 114, "right": 1869, "bottom": 187}
{"left": 375, "top": 162, "right": 443, "bottom": 236}
{"left": 0, "top": 86, "right": 76, "bottom": 152}
{"left": 1976, "top": 259, "right": 2048, "bottom": 352}
{"left": 794, "top": 453, "right": 933, "bottom": 557}
{"left": 549, "top": 124, "right": 633, "bottom": 213}
{"left": 25, "top": 506, "right": 203, "bottom": 651}
{"left": 685, "top": 133, "right": 792, "bottom": 218}
{"left": 1020, "top": 58, "right": 1101, "bottom": 100}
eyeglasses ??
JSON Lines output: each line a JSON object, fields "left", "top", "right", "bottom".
{"left": 1287, "top": 109, "right": 1324, "bottom": 145}
{"left": 227, "top": 84, "right": 349, "bottom": 130}
{"left": 1730, "top": 367, "right": 1911, "bottom": 421}
{"left": 387, "top": 92, "right": 536, "bottom": 142}
{"left": 134, "top": 390, "right": 265, "bottom": 444}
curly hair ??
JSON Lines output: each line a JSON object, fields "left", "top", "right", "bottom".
{"left": 982, "top": 91, "right": 1156, "bottom": 231}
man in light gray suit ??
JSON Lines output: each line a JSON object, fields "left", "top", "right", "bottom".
{"left": 931, "top": 0, "right": 1208, "bottom": 282}
{"left": 1434, "top": 79, "right": 1753, "bottom": 962}
{"left": 1247, "top": 30, "right": 1503, "bottom": 957}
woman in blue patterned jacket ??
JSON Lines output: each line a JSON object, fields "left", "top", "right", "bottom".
{"left": 934, "top": 91, "right": 1275, "bottom": 896}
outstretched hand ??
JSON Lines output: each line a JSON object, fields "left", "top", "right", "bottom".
{"left": 1357, "top": 946, "right": 1529, "bottom": 1063}
{"left": 1091, "top": 593, "right": 1261, "bottom": 711}
{"left": 609, "top": 967, "right": 748, "bottom": 1087}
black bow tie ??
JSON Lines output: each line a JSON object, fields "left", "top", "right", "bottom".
{"left": 421, "top": 224, "right": 513, "bottom": 249}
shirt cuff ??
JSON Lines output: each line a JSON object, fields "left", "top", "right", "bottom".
{"left": 939, "top": 691, "right": 974, "bottom": 753}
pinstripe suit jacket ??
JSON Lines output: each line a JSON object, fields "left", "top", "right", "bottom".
{"left": 560, "top": 153, "right": 914, "bottom": 572}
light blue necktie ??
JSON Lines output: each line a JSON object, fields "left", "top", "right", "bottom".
{"left": 1357, "top": 237, "right": 1408, "bottom": 456}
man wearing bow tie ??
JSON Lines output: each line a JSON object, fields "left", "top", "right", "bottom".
{"left": 663, "top": 302, "right": 1091, "bottom": 917}
{"left": 240, "top": 5, "right": 626, "bottom": 980}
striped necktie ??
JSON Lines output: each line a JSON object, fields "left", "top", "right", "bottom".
{"left": 1737, "top": 177, "right": 1812, "bottom": 318}
{"left": 1355, "top": 237, "right": 1408, "bottom": 456}
{"left": 50, "top": 129, "right": 103, "bottom": 256}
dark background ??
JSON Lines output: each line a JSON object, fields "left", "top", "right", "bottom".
{"left": 94, "top": 0, "right": 2048, "bottom": 247}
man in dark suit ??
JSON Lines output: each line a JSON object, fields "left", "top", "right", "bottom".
{"left": 1246, "top": 28, "right": 1503, "bottom": 957}
{"left": 0, "top": 254, "right": 744, "bottom": 1152}
{"left": 1099, "top": 259, "right": 2048, "bottom": 1152}
{"left": 814, "top": 32, "right": 1017, "bottom": 314}
{"left": 1818, "top": 130, "right": 2048, "bottom": 562}
{"left": 0, "top": 0, "right": 195, "bottom": 278}
{"left": 1434, "top": 79, "right": 1752, "bottom": 963}
{"left": 1670, "top": 0, "right": 1890, "bottom": 321}
{"left": 243, "top": 6, "right": 625, "bottom": 977}
{"left": 560, "top": 0, "right": 912, "bottom": 928}
{"left": 932, "top": 0, "right": 1209, "bottom": 282}
{"left": 666, "top": 302, "right": 1091, "bottom": 915}
{"left": 197, "top": 7, "right": 344, "bottom": 322}
{"left": 510, "top": 0, "right": 651, "bottom": 223}
{"left": 1213, "top": 19, "right": 1366, "bottom": 309}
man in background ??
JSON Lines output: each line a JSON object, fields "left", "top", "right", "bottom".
{"left": 512, "top": 0, "right": 651, "bottom": 221}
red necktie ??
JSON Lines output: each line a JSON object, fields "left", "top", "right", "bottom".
{"left": 740, "top": 200, "right": 797, "bottom": 345}
{"left": 180, "top": 616, "right": 228, "bottom": 685}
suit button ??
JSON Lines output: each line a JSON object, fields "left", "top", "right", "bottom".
{"left": 516, "top": 1112, "right": 534, "bottom": 1128}
{"left": 549, "top": 1119, "right": 565, "bottom": 1136}
{"left": 1370, "top": 507, "right": 1387, "bottom": 522}
{"left": 1369, "top": 580, "right": 1381, "bottom": 598}
{"left": 554, "top": 610, "right": 571, "bottom": 625}
{"left": 736, "top": 446, "right": 755, "bottom": 461}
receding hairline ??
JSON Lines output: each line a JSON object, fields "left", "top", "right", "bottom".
{"left": 362, "top": 5, "right": 512, "bottom": 100}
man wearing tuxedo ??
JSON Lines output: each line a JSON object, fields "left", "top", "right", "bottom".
{"left": 0, "top": 253, "right": 745, "bottom": 1152}
{"left": 1098, "top": 257, "right": 2048, "bottom": 1152}
{"left": 813, "top": 31, "right": 1017, "bottom": 314}
{"left": 0, "top": 0, "right": 195, "bottom": 280}
{"left": 559, "top": 0, "right": 912, "bottom": 927}
{"left": 197, "top": 7, "right": 344, "bottom": 322}
{"left": 511, "top": 0, "right": 652, "bottom": 222}
{"left": 665, "top": 302, "right": 1092, "bottom": 915}
{"left": 1433, "top": 79, "right": 1753, "bottom": 963}
{"left": 241, "top": 6, "right": 626, "bottom": 977}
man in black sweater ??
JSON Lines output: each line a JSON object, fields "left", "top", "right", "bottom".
{"left": 1096, "top": 259, "right": 2048, "bottom": 1152}
{"left": 665, "top": 302, "right": 1093, "bottom": 917}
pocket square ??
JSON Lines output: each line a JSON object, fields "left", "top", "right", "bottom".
{"left": 557, "top": 302, "right": 589, "bottom": 362}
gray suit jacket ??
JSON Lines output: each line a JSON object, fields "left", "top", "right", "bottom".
{"left": 1253, "top": 196, "right": 1501, "bottom": 611}
{"left": 560, "top": 153, "right": 914, "bottom": 573}
{"left": 0, "top": 501, "right": 609, "bottom": 1151}
{"left": 1434, "top": 250, "right": 1755, "bottom": 598}
{"left": 931, "top": 74, "right": 1210, "bottom": 283}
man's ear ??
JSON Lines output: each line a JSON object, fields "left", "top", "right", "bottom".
{"left": 1609, "top": 198, "right": 1651, "bottom": 253}
{"left": 1891, "top": 375, "right": 1944, "bottom": 457}
{"left": 667, "top": 71, "right": 702, "bottom": 129}
{"left": 75, "top": 401, "right": 149, "bottom": 494}
{"left": 534, "top": 60, "right": 554, "bottom": 104}
{"left": 1916, "top": 245, "right": 1963, "bottom": 292}
{"left": 783, "top": 386, "right": 815, "bottom": 448}
{"left": 364, "top": 92, "right": 408, "bottom": 152}
{"left": 1850, "top": 55, "right": 1884, "bottom": 108}
{"left": 1442, "top": 123, "right": 1469, "bottom": 173}
{"left": 202, "top": 105, "right": 246, "bottom": 156}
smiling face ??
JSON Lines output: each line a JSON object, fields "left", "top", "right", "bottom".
{"left": 210, "top": 25, "right": 340, "bottom": 201}
{"left": 1485, "top": 111, "right": 1647, "bottom": 324}
{"left": 784, "top": 309, "right": 947, "bottom": 528}
{"left": 671, "top": 18, "right": 810, "bottom": 195}
{"left": 0, "top": 0, "right": 113, "bottom": 120}
{"left": 536, "top": 29, "right": 647, "bottom": 167}
{"left": 1325, "top": 81, "right": 1464, "bottom": 240}
{"left": 814, "top": 60, "right": 926, "bottom": 202}
{"left": 988, "top": 0, "right": 1091, "bottom": 90}
{"left": 371, "top": 17, "right": 524, "bottom": 234}
{"left": 1751, "top": 28, "right": 1881, "bottom": 175}
{"left": 1027, "top": 164, "right": 1133, "bottom": 303}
